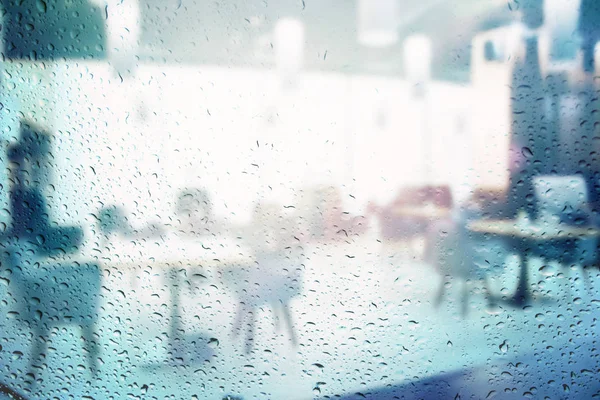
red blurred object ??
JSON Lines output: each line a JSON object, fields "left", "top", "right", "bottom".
{"left": 368, "top": 185, "right": 453, "bottom": 241}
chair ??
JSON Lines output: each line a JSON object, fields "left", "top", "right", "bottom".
{"left": 533, "top": 175, "right": 591, "bottom": 226}
{"left": 532, "top": 175, "right": 597, "bottom": 288}
{"left": 424, "top": 202, "right": 511, "bottom": 316}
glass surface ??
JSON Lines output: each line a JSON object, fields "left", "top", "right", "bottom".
{"left": 1, "top": 1, "right": 599, "bottom": 399}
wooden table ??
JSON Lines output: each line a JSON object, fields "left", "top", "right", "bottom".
{"left": 467, "top": 219, "right": 600, "bottom": 305}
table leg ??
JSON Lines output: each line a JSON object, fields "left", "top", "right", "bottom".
{"left": 513, "top": 247, "right": 530, "bottom": 305}
{"left": 169, "top": 266, "right": 182, "bottom": 361}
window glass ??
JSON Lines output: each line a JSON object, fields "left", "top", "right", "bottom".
{"left": 1, "top": 1, "right": 599, "bottom": 399}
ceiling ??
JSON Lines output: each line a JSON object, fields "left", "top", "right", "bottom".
{"left": 2, "top": 0, "right": 516, "bottom": 82}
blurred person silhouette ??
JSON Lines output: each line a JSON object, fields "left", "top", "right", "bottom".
{"left": 505, "top": 3, "right": 548, "bottom": 220}
{"left": 223, "top": 201, "right": 304, "bottom": 353}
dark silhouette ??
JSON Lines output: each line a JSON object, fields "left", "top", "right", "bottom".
{"left": 506, "top": 31, "right": 546, "bottom": 220}
{"left": 518, "top": 0, "right": 544, "bottom": 30}
{"left": 1, "top": 120, "right": 101, "bottom": 387}
{"left": 544, "top": 72, "right": 569, "bottom": 176}
{"left": 574, "top": 77, "right": 600, "bottom": 210}
{"left": 579, "top": 0, "right": 600, "bottom": 73}
{"left": 2, "top": 0, "right": 106, "bottom": 60}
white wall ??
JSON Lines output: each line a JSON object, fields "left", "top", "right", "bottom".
{"left": 0, "top": 60, "right": 477, "bottom": 250}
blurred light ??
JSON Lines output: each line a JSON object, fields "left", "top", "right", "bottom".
{"left": 543, "top": 0, "right": 581, "bottom": 61}
{"left": 403, "top": 35, "right": 433, "bottom": 84}
{"left": 275, "top": 18, "right": 305, "bottom": 85}
{"left": 357, "top": 0, "right": 399, "bottom": 48}
{"left": 544, "top": 0, "right": 580, "bottom": 26}
{"left": 104, "top": 0, "right": 141, "bottom": 74}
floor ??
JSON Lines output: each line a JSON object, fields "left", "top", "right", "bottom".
{"left": 1, "top": 233, "right": 599, "bottom": 399}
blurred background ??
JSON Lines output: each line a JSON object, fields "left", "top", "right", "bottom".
{"left": 0, "top": 0, "right": 600, "bottom": 399}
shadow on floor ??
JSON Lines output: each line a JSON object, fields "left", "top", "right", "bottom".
{"left": 0, "top": 382, "right": 28, "bottom": 400}
{"left": 332, "top": 340, "right": 600, "bottom": 399}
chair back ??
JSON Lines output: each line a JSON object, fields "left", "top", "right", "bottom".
{"left": 533, "top": 175, "right": 589, "bottom": 225}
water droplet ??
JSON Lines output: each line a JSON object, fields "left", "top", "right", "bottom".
{"left": 522, "top": 147, "right": 533, "bottom": 158}
{"left": 36, "top": 0, "right": 47, "bottom": 13}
